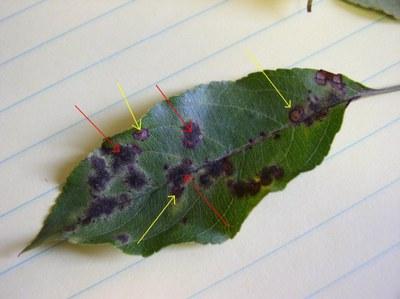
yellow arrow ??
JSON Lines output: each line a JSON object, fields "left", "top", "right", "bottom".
{"left": 137, "top": 195, "right": 176, "bottom": 244}
{"left": 245, "top": 50, "right": 292, "bottom": 109}
{"left": 117, "top": 82, "right": 142, "bottom": 130}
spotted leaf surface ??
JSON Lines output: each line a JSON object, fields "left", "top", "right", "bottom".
{"left": 23, "top": 68, "right": 395, "bottom": 257}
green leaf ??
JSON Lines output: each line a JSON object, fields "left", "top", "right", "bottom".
{"left": 344, "top": 0, "right": 400, "bottom": 19}
{"left": 22, "top": 68, "right": 400, "bottom": 256}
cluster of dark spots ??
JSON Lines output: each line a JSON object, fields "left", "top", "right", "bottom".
{"left": 260, "top": 165, "right": 284, "bottom": 186}
{"left": 112, "top": 144, "right": 142, "bottom": 170}
{"left": 167, "top": 159, "right": 194, "bottom": 198}
{"left": 80, "top": 197, "right": 118, "bottom": 225}
{"left": 182, "top": 121, "right": 202, "bottom": 149}
{"left": 198, "top": 158, "right": 234, "bottom": 188}
{"left": 228, "top": 165, "right": 284, "bottom": 198}
{"left": 315, "top": 70, "right": 345, "bottom": 92}
{"left": 125, "top": 166, "right": 147, "bottom": 189}
{"left": 227, "top": 179, "right": 261, "bottom": 198}
{"left": 289, "top": 105, "right": 305, "bottom": 124}
{"left": 88, "top": 158, "right": 111, "bottom": 192}
{"left": 133, "top": 128, "right": 150, "bottom": 141}
{"left": 115, "top": 233, "right": 131, "bottom": 245}
{"left": 80, "top": 195, "right": 133, "bottom": 225}
{"left": 88, "top": 155, "right": 111, "bottom": 192}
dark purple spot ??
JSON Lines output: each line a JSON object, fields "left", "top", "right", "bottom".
{"left": 167, "top": 159, "right": 193, "bottom": 198}
{"left": 182, "top": 121, "right": 202, "bottom": 149}
{"left": 133, "top": 128, "right": 150, "bottom": 141}
{"left": 315, "top": 70, "right": 331, "bottom": 85}
{"left": 269, "top": 165, "right": 285, "bottom": 180}
{"left": 248, "top": 138, "right": 254, "bottom": 144}
{"left": 229, "top": 180, "right": 248, "bottom": 198}
{"left": 112, "top": 144, "right": 142, "bottom": 170}
{"left": 116, "top": 233, "right": 130, "bottom": 244}
{"left": 126, "top": 166, "right": 147, "bottom": 189}
{"left": 228, "top": 178, "right": 263, "bottom": 198}
{"left": 260, "top": 131, "right": 266, "bottom": 137}
{"left": 199, "top": 174, "right": 212, "bottom": 187}
{"left": 309, "top": 101, "right": 321, "bottom": 112}
{"left": 289, "top": 106, "right": 305, "bottom": 123}
{"left": 260, "top": 165, "right": 284, "bottom": 185}
{"left": 90, "top": 156, "right": 106, "bottom": 170}
{"left": 163, "top": 164, "right": 169, "bottom": 170}
{"left": 81, "top": 197, "right": 118, "bottom": 225}
{"left": 88, "top": 169, "right": 110, "bottom": 192}
{"left": 260, "top": 167, "right": 273, "bottom": 186}
{"left": 247, "top": 179, "right": 261, "bottom": 195}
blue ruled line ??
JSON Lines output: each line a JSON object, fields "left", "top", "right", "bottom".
{"left": 0, "top": 0, "right": 229, "bottom": 114}
{"left": 305, "top": 240, "right": 400, "bottom": 298}
{"left": 0, "top": 0, "right": 48, "bottom": 24}
{"left": 0, "top": 0, "right": 137, "bottom": 67}
{"left": 0, "top": 0, "right": 398, "bottom": 289}
{"left": 187, "top": 177, "right": 400, "bottom": 298}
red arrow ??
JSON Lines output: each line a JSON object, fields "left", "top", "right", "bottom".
{"left": 192, "top": 182, "right": 230, "bottom": 227}
{"left": 74, "top": 105, "right": 120, "bottom": 154}
{"left": 155, "top": 84, "right": 192, "bottom": 133}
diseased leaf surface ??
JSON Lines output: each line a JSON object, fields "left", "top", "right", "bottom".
{"left": 344, "top": 0, "right": 400, "bottom": 19}
{"left": 24, "top": 68, "right": 371, "bottom": 256}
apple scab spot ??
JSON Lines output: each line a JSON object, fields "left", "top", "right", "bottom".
{"left": 167, "top": 159, "right": 193, "bottom": 198}
{"left": 133, "top": 128, "right": 150, "bottom": 141}
{"left": 228, "top": 179, "right": 261, "bottom": 198}
{"left": 112, "top": 144, "right": 142, "bottom": 170}
{"left": 315, "top": 70, "right": 329, "bottom": 85}
{"left": 260, "top": 165, "right": 284, "bottom": 186}
{"left": 115, "top": 233, "right": 131, "bottom": 245}
{"left": 125, "top": 166, "right": 147, "bottom": 189}
{"left": 182, "top": 121, "right": 202, "bottom": 149}
{"left": 80, "top": 197, "right": 118, "bottom": 225}
{"left": 88, "top": 156, "right": 111, "bottom": 192}
{"left": 289, "top": 106, "right": 305, "bottom": 123}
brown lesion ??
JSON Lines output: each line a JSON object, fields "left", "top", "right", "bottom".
{"left": 228, "top": 165, "right": 285, "bottom": 198}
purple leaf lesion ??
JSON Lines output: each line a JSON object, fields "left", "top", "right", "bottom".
{"left": 182, "top": 121, "right": 202, "bottom": 149}
{"left": 167, "top": 159, "right": 194, "bottom": 198}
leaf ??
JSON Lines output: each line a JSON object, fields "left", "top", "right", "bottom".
{"left": 307, "top": 0, "right": 400, "bottom": 19}
{"left": 344, "top": 0, "right": 400, "bottom": 19}
{"left": 22, "top": 69, "right": 400, "bottom": 256}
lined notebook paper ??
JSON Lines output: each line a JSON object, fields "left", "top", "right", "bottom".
{"left": 0, "top": 1, "right": 399, "bottom": 298}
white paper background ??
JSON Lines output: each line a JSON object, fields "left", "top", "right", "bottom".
{"left": 0, "top": 1, "right": 399, "bottom": 298}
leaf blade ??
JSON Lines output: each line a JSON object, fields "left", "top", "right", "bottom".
{"left": 24, "top": 68, "right": 376, "bottom": 256}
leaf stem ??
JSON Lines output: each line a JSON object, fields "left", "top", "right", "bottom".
{"left": 359, "top": 84, "right": 400, "bottom": 99}
{"left": 307, "top": 0, "right": 313, "bottom": 12}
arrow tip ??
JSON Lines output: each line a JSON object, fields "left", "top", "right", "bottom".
{"left": 132, "top": 119, "right": 142, "bottom": 131}
{"left": 284, "top": 100, "right": 292, "bottom": 109}
{"left": 168, "top": 195, "right": 176, "bottom": 205}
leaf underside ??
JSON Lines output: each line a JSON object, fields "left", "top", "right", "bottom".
{"left": 24, "top": 68, "right": 370, "bottom": 257}
{"left": 345, "top": 0, "right": 400, "bottom": 19}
